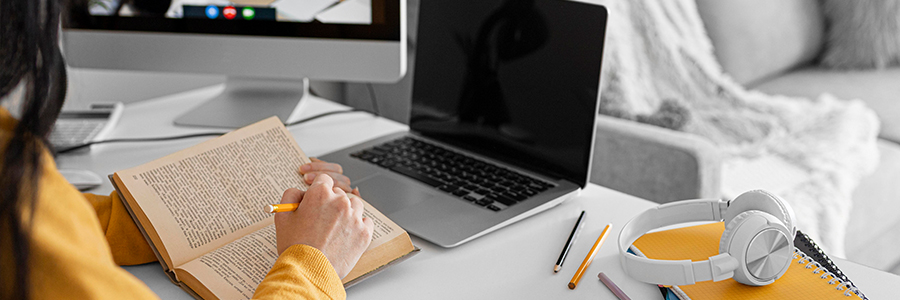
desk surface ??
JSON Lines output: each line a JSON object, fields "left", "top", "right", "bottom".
{"left": 57, "top": 85, "right": 900, "bottom": 299}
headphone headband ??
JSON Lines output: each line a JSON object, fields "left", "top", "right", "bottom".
{"left": 617, "top": 199, "right": 738, "bottom": 285}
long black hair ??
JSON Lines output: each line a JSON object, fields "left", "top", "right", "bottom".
{"left": 0, "top": 0, "right": 69, "bottom": 299}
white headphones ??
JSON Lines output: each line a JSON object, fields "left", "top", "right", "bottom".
{"left": 618, "top": 190, "right": 797, "bottom": 286}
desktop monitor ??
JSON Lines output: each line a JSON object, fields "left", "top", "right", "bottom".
{"left": 62, "top": 0, "right": 406, "bottom": 128}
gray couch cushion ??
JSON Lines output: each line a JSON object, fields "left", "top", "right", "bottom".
{"left": 752, "top": 66, "right": 900, "bottom": 143}
{"left": 695, "top": 0, "right": 824, "bottom": 85}
{"left": 591, "top": 115, "right": 722, "bottom": 203}
{"left": 845, "top": 140, "right": 900, "bottom": 270}
{"left": 820, "top": 0, "right": 900, "bottom": 69}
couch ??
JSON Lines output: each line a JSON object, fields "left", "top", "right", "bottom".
{"left": 591, "top": 0, "right": 900, "bottom": 274}
{"left": 345, "top": 0, "right": 900, "bottom": 274}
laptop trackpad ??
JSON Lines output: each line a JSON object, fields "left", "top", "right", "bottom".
{"left": 355, "top": 175, "right": 431, "bottom": 215}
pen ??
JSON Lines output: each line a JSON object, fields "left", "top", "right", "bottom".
{"left": 568, "top": 223, "right": 612, "bottom": 289}
{"left": 598, "top": 272, "right": 631, "bottom": 300}
{"left": 554, "top": 211, "right": 586, "bottom": 273}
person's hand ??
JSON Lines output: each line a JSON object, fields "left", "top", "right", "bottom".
{"left": 299, "top": 157, "right": 353, "bottom": 192}
{"left": 274, "top": 174, "right": 374, "bottom": 279}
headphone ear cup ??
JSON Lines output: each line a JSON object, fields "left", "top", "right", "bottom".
{"left": 719, "top": 211, "right": 755, "bottom": 255}
{"left": 719, "top": 210, "right": 793, "bottom": 286}
{"left": 724, "top": 190, "right": 796, "bottom": 240}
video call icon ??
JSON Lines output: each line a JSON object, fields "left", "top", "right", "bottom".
{"left": 205, "top": 5, "right": 219, "bottom": 19}
{"left": 223, "top": 6, "right": 237, "bottom": 20}
{"left": 242, "top": 7, "right": 255, "bottom": 20}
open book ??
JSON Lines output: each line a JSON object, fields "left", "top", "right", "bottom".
{"left": 109, "top": 117, "right": 419, "bottom": 300}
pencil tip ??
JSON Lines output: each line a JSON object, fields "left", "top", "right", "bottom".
{"left": 266, "top": 205, "right": 275, "bottom": 213}
{"left": 554, "top": 265, "right": 560, "bottom": 273}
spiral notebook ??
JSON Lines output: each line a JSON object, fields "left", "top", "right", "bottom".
{"left": 631, "top": 222, "right": 867, "bottom": 299}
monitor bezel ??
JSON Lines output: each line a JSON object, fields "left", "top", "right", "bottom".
{"left": 63, "top": 0, "right": 401, "bottom": 41}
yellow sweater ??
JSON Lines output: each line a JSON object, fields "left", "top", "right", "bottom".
{"left": 0, "top": 108, "right": 345, "bottom": 299}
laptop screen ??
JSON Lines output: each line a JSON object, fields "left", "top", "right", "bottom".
{"left": 409, "top": 0, "right": 607, "bottom": 187}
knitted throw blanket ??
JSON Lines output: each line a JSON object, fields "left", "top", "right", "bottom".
{"left": 594, "top": 0, "right": 880, "bottom": 257}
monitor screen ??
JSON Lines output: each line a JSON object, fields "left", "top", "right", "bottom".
{"left": 409, "top": 0, "right": 607, "bottom": 187}
{"left": 62, "top": 0, "right": 406, "bottom": 128}
{"left": 66, "top": 0, "right": 400, "bottom": 41}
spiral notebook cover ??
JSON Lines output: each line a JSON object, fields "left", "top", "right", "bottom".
{"left": 794, "top": 231, "right": 868, "bottom": 300}
{"left": 632, "top": 223, "right": 865, "bottom": 299}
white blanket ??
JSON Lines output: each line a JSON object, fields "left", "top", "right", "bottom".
{"left": 593, "top": 0, "right": 880, "bottom": 257}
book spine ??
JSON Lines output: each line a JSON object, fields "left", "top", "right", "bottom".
{"left": 792, "top": 249, "right": 866, "bottom": 299}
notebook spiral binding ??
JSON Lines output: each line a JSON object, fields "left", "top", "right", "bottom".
{"left": 793, "top": 249, "right": 867, "bottom": 299}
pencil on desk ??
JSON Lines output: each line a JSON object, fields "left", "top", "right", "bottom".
{"left": 567, "top": 223, "right": 612, "bottom": 290}
{"left": 598, "top": 272, "right": 631, "bottom": 300}
{"left": 554, "top": 211, "right": 586, "bottom": 273}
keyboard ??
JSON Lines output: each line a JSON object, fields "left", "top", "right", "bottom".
{"left": 49, "top": 103, "right": 123, "bottom": 150}
{"left": 49, "top": 118, "right": 108, "bottom": 149}
{"left": 351, "top": 137, "right": 555, "bottom": 211}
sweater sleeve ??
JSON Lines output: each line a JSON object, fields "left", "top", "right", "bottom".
{"left": 83, "top": 192, "right": 158, "bottom": 265}
{"left": 252, "top": 244, "right": 346, "bottom": 300}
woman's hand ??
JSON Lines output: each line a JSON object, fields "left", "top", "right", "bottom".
{"left": 299, "top": 157, "right": 353, "bottom": 192}
{"left": 274, "top": 175, "right": 374, "bottom": 279}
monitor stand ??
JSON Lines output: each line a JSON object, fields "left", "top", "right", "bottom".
{"left": 174, "top": 77, "right": 308, "bottom": 128}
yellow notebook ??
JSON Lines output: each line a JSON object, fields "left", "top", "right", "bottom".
{"left": 632, "top": 223, "right": 865, "bottom": 299}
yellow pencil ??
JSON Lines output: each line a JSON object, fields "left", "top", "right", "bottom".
{"left": 266, "top": 203, "right": 299, "bottom": 213}
{"left": 568, "top": 223, "right": 612, "bottom": 289}
{"left": 266, "top": 193, "right": 361, "bottom": 213}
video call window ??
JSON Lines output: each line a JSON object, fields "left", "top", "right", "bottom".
{"left": 88, "top": 0, "right": 380, "bottom": 25}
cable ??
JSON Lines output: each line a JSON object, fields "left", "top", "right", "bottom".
{"left": 55, "top": 108, "right": 368, "bottom": 155}
{"left": 365, "top": 83, "right": 381, "bottom": 117}
{"left": 284, "top": 108, "right": 366, "bottom": 126}
{"left": 54, "top": 132, "right": 226, "bottom": 154}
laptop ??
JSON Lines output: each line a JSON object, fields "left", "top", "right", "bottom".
{"left": 321, "top": 0, "right": 608, "bottom": 247}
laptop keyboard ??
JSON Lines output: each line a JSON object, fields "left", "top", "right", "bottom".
{"left": 350, "top": 137, "right": 555, "bottom": 211}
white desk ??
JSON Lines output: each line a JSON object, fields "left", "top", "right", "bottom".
{"left": 57, "top": 85, "right": 900, "bottom": 299}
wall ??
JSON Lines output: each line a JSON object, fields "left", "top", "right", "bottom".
{"left": 341, "top": 0, "right": 419, "bottom": 124}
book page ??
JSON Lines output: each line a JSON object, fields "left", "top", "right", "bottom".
{"left": 116, "top": 117, "right": 311, "bottom": 268}
{"left": 176, "top": 202, "right": 408, "bottom": 300}
{"left": 178, "top": 225, "right": 279, "bottom": 300}
{"left": 343, "top": 200, "right": 414, "bottom": 284}
{"left": 361, "top": 200, "right": 404, "bottom": 250}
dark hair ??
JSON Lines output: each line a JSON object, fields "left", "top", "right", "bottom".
{"left": 0, "top": 0, "right": 68, "bottom": 299}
